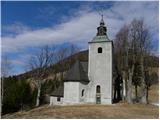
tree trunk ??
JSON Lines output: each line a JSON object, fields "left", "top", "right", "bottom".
{"left": 122, "top": 78, "right": 126, "bottom": 101}
{"left": 146, "top": 86, "right": 149, "bottom": 104}
{"left": 127, "top": 71, "right": 132, "bottom": 103}
{"left": 61, "top": 72, "right": 64, "bottom": 80}
{"left": 135, "top": 85, "right": 137, "bottom": 101}
{"left": 139, "top": 56, "right": 147, "bottom": 104}
{"left": 140, "top": 80, "right": 147, "bottom": 104}
{"left": 127, "top": 65, "right": 134, "bottom": 103}
{"left": 36, "top": 83, "right": 41, "bottom": 107}
{"left": 122, "top": 72, "right": 126, "bottom": 101}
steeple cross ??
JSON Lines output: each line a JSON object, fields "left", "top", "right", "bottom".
{"left": 101, "top": 14, "right": 103, "bottom": 20}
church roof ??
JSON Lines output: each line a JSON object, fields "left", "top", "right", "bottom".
{"left": 50, "top": 83, "right": 64, "bottom": 97}
{"left": 64, "top": 60, "right": 89, "bottom": 82}
{"left": 92, "top": 35, "right": 110, "bottom": 42}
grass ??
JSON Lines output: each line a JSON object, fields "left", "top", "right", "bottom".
{"left": 2, "top": 103, "right": 158, "bottom": 119}
{"left": 149, "top": 84, "right": 159, "bottom": 103}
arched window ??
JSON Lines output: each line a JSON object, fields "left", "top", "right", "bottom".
{"left": 96, "top": 85, "right": 101, "bottom": 93}
{"left": 81, "top": 89, "right": 85, "bottom": 97}
{"left": 98, "top": 47, "right": 102, "bottom": 53}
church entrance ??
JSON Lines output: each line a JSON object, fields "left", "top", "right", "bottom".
{"left": 96, "top": 85, "right": 101, "bottom": 104}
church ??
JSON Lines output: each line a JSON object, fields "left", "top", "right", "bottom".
{"left": 50, "top": 16, "right": 113, "bottom": 105}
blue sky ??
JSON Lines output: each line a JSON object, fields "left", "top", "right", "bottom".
{"left": 1, "top": 1, "right": 159, "bottom": 75}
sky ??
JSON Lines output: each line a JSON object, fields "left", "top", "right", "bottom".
{"left": 1, "top": 1, "right": 159, "bottom": 75}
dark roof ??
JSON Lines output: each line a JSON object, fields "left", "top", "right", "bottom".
{"left": 50, "top": 60, "right": 89, "bottom": 97}
{"left": 64, "top": 60, "right": 89, "bottom": 82}
{"left": 80, "top": 61, "right": 88, "bottom": 73}
{"left": 50, "top": 83, "right": 64, "bottom": 97}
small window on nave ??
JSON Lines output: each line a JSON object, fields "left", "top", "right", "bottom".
{"left": 82, "top": 89, "right": 85, "bottom": 97}
{"left": 57, "top": 97, "right": 61, "bottom": 102}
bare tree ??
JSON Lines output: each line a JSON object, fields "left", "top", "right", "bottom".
{"left": 28, "top": 45, "right": 55, "bottom": 106}
{"left": 114, "top": 19, "right": 151, "bottom": 104}
{"left": 27, "top": 44, "right": 79, "bottom": 107}
{"left": 54, "top": 46, "right": 69, "bottom": 78}
{"left": 67, "top": 43, "right": 80, "bottom": 69}
{"left": 54, "top": 43, "right": 80, "bottom": 80}
{"left": 132, "top": 19, "right": 151, "bottom": 103}
{"left": 114, "top": 25, "right": 130, "bottom": 102}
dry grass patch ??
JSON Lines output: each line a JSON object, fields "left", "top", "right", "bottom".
{"left": 149, "top": 84, "right": 159, "bottom": 103}
{"left": 2, "top": 103, "right": 158, "bottom": 119}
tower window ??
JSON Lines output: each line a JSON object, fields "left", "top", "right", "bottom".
{"left": 81, "top": 89, "right": 85, "bottom": 97}
{"left": 98, "top": 47, "right": 102, "bottom": 53}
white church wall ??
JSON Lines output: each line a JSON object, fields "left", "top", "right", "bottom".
{"left": 63, "top": 82, "right": 80, "bottom": 104}
{"left": 49, "top": 96, "right": 63, "bottom": 106}
{"left": 88, "top": 41, "right": 113, "bottom": 104}
{"left": 79, "top": 82, "right": 88, "bottom": 103}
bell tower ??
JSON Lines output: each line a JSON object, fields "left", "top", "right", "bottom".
{"left": 87, "top": 16, "right": 113, "bottom": 104}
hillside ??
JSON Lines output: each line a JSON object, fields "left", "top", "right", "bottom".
{"left": 2, "top": 103, "right": 158, "bottom": 119}
{"left": 16, "top": 50, "right": 159, "bottom": 78}
{"left": 17, "top": 50, "right": 89, "bottom": 79}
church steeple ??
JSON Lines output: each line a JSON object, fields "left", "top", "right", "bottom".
{"left": 91, "top": 15, "right": 110, "bottom": 42}
{"left": 96, "top": 15, "right": 107, "bottom": 36}
{"left": 100, "top": 15, "right": 105, "bottom": 26}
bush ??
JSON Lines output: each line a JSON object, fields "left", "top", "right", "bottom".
{"left": 2, "top": 76, "right": 37, "bottom": 115}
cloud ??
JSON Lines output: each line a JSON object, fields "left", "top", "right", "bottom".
{"left": 2, "top": 53, "right": 33, "bottom": 75}
{"left": 2, "top": 11, "right": 98, "bottom": 53}
{"left": 2, "top": 1, "right": 158, "bottom": 56}
{"left": 2, "top": 22, "right": 32, "bottom": 37}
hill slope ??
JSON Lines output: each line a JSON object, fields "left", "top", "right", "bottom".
{"left": 15, "top": 50, "right": 159, "bottom": 79}
{"left": 2, "top": 103, "right": 158, "bottom": 119}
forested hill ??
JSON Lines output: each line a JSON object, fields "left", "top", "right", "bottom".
{"left": 17, "top": 50, "right": 89, "bottom": 79}
{"left": 13, "top": 50, "right": 159, "bottom": 80}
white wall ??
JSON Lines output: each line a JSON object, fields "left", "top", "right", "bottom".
{"left": 63, "top": 82, "right": 80, "bottom": 104}
{"left": 88, "top": 41, "right": 113, "bottom": 104}
{"left": 79, "top": 82, "right": 88, "bottom": 103}
{"left": 50, "top": 96, "right": 63, "bottom": 106}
